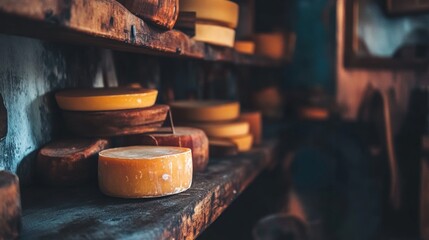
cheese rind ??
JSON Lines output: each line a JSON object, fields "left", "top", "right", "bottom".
{"left": 234, "top": 41, "right": 255, "bottom": 54}
{"left": 98, "top": 146, "right": 193, "bottom": 198}
{"left": 255, "top": 33, "right": 285, "bottom": 60}
{"left": 192, "top": 121, "right": 249, "bottom": 138}
{"left": 171, "top": 100, "right": 240, "bottom": 122}
{"left": 238, "top": 112, "right": 262, "bottom": 145}
{"left": 180, "top": 0, "right": 239, "bottom": 28}
{"left": 194, "top": 23, "right": 236, "bottom": 48}
{"left": 56, "top": 88, "right": 158, "bottom": 111}
{"left": 121, "top": 127, "right": 209, "bottom": 172}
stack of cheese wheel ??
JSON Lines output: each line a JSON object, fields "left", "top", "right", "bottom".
{"left": 171, "top": 100, "right": 254, "bottom": 155}
{"left": 55, "top": 87, "right": 169, "bottom": 137}
{"left": 179, "top": 0, "right": 239, "bottom": 48}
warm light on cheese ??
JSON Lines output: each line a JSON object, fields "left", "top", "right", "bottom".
{"left": 180, "top": 0, "right": 239, "bottom": 28}
{"left": 210, "top": 134, "right": 253, "bottom": 152}
{"left": 234, "top": 41, "right": 255, "bottom": 54}
{"left": 192, "top": 121, "right": 249, "bottom": 138}
{"left": 299, "top": 107, "right": 329, "bottom": 120}
{"left": 238, "top": 112, "right": 262, "bottom": 145}
{"left": 98, "top": 146, "right": 192, "bottom": 198}
{"left": 56, "top": 88, "right": 158, "bottom": 111}
{"left": 194, "top": 23, "right": 236, "bottom": 48}
{"left": 171, "top": 100, "right": 240, "bottom": 122}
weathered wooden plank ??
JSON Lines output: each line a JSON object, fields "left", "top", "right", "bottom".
{"left": 0, "top": 0, "right": 282, "bottom": 66}
{"left": 19, "top": 143, "right": 275, "bottom": 239}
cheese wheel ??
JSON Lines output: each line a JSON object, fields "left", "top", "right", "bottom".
{"left": 98, "top": 146, "right": 193, "bottom": 198}
{"left": 255, "top": 33, "right": 285, "bottom": 59}
{"left": 209, "top": 139, "right": 238, "bottom": 157}
{"left": 234, "top": 41, "right": 255, "bottom": 54}
{"left": 55, "top": 88, "right": 158, "bottom": 111}
{"left": 36, "top": 139, "right": 110, "bottom": 186}
{"left": 191, "top": 121, "right": 249, "bottom": 138}
{"left": 194, "top": 23, "right": 236, "bottom": 48}
{"left": 180, "top": 0, "right": 239, "bottom": 28}
{"left": 171, "top": 100, "right": 240, "bottom": 122}
{"left": 238, "top": 112, "right": 262, "bottom": 145}
{"left": 210, "top": 134, "right": 253, "bottom": 152}
{"left": 62, "top": 105, "right": 169, "bottom": 137}
{"left": 0, "top": 171, "right": 21, "bottom": 240}
{"left": 299, "top": 107, "right": 329, "bottom": 120}
{"left": 118, "top": 127, "right": 209, "bottom": 172}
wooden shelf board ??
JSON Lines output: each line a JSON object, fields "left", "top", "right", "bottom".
{"left": 19, "top": 142, "right": 276, "bottom": 239}
{"left": 0, "top": 0, "right": 282, "bottom": 67}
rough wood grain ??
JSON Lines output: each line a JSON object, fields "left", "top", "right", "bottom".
{"left": 118, "top": 127, "right": 209, "bottom": 172}
{"left": 0, "top": 171, "right": 21, "bottom": 240}
{"left": 36, "top": 138, "right": 110, "bottom": 186}
{"left": 0, "top": 0, "right": 281, "bottom": 66}
{"left": 117, "top": 0, "right": 179, "bottom": 29}
{"left": 0, "top": 94, "right": 6, "bottom": 141}
{"left": 19, "top": 143, "right": 275, "bottom": 239}
{"left": 62, "top": 105, "right": 169, "bottom": 137}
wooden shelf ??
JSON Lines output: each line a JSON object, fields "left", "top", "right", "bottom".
{"left": 0, "top": 0, "right": 282, "bottom": 67}
{"left": 19, "top": 142, "right": 276, "bottom": 239}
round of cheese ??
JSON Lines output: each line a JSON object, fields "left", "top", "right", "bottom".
{"left": 194, "top": 23, "right": 236, "bottom": 48}
{"left": 56, "top": 88, "right": 158, "bottom": 111}
{"left": 238, "top": 112, "right": 262, "bottom": 145}
{"left": 171, "top": 100, "right": 240, "bottom": 122}
{"left": 255, "top": 33, "right": 285, "bottom": 59}
{"left": 210, "top": 134, "right": 253, "bottom": 152}
{"left": 192, "top": 121, "right": 249, "bottom": 138}
{"left": 119, "top": 127, "right": 209, "bottom": 172}
{"left": 98, "top": 146, "right": 193, "bottom": 198}
{"left": 62, "top": 105, "right": 169, "bottom": 137}
{"left": 180, "top": 0, "right": 239, "bottom": 28}
{"left": 234, "top": 41, "right": 255, "bottom": 54}
{"left": 37, "top": 138, "right": 110, "bottom": 186}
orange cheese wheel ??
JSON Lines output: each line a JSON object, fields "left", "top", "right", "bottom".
{"left": 171, "top": 100, "right": 240, "bottom": 122}
{"left": 234, "top": 41, "right": 255, "bottom": 54}
{"left": 56, "top": 88, "right": 158, "bottom": 111}
{"left": 98, "top": 146, "right": 193, "bottom": 198}
{"left": 210, "top": 134, "right": 253, "bottom": 152}
{"left": 255, "top": 33, "right": 285, "bottom": 60}
{"left": 194, "top": 23, "right": 236, "bottom": 48}
{"left": 238, "top": 112, "right": 262, "bottom": 145}
{"left": 179, "top": 0, "right": 239, "bottom": 28}
{"left": 191, "top": 121, "right": 249, "bottom": 138}
{"left": 117, "top": 127, "right": 209, "bottom": 172}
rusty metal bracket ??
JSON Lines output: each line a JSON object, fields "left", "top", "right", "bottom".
{"left": 0, "top": 94, "right": 7, "bottom": 141}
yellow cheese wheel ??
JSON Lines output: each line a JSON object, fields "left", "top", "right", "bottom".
{"left": 238, "top": 112, "right": 262, "bottom": 145}
{"left": 180, "top": 0, "right": 239, "bottom": 28}
{"left": 171, "top": 100, "right": 240, "bottom": 122}
{"left": 194, "top": 23, "right": 236, "bottom": 48}
{"left": 234, "top": 41, "right": 255, "bottom": 54}
{"left": 98, "top": 146, "right": 192, "bottom": 198}
{"left": 255, "top": 33, "right": 285, "bottom": 59}
{"left": 192, "top": 121, "right": 249, "bottom": 138}
{"left": 210, "top": 134, "right": 253, "bottom": 152}
{"left": 56, "top": 88, "right": 158, "bottom": 111}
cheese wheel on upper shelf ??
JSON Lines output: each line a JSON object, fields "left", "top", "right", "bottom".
{"left": 194, "top": 23, "right": 236, "bottom": 48}
{"left": 210, "top": 134, "right": 253, "bottom": 152}
{"left": 191, "top": 121, "right": 249, "bottom": 138}
{"left": 55, "top": 87, "right": 158, "bottom": 111}
{"left": 36, "top": 138, "right": 110, "bottom": 186}
{"left": 0, "top": 171, "right": 20, "bottom": 240}
{"left": 171, "top": 100, "right": 240, "bottom": 122}
{"left": 234, "top": 41, "right": 255, "bottom": 54}
{"left": 117, "top": 127, "right": 209, "bottom": 172}
{"left": 180, "top": 0, "right": 239, "bottom": 28}
{"left": 98, "top": 146, "right": 192, "bottom": 198}
{"left": 238, "top": 112, "right": 262, "bottom": 145}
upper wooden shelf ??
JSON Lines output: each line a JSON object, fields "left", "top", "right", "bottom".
{"left": 19, "top": 142, "right": 276, "bottom": 239}
{"left": 0, "top": 0, "right": 282, "bottom": 67}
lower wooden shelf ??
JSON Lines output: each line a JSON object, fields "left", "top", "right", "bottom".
{"left": 19, "top": 142, "right": 276, "bottom": 239}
